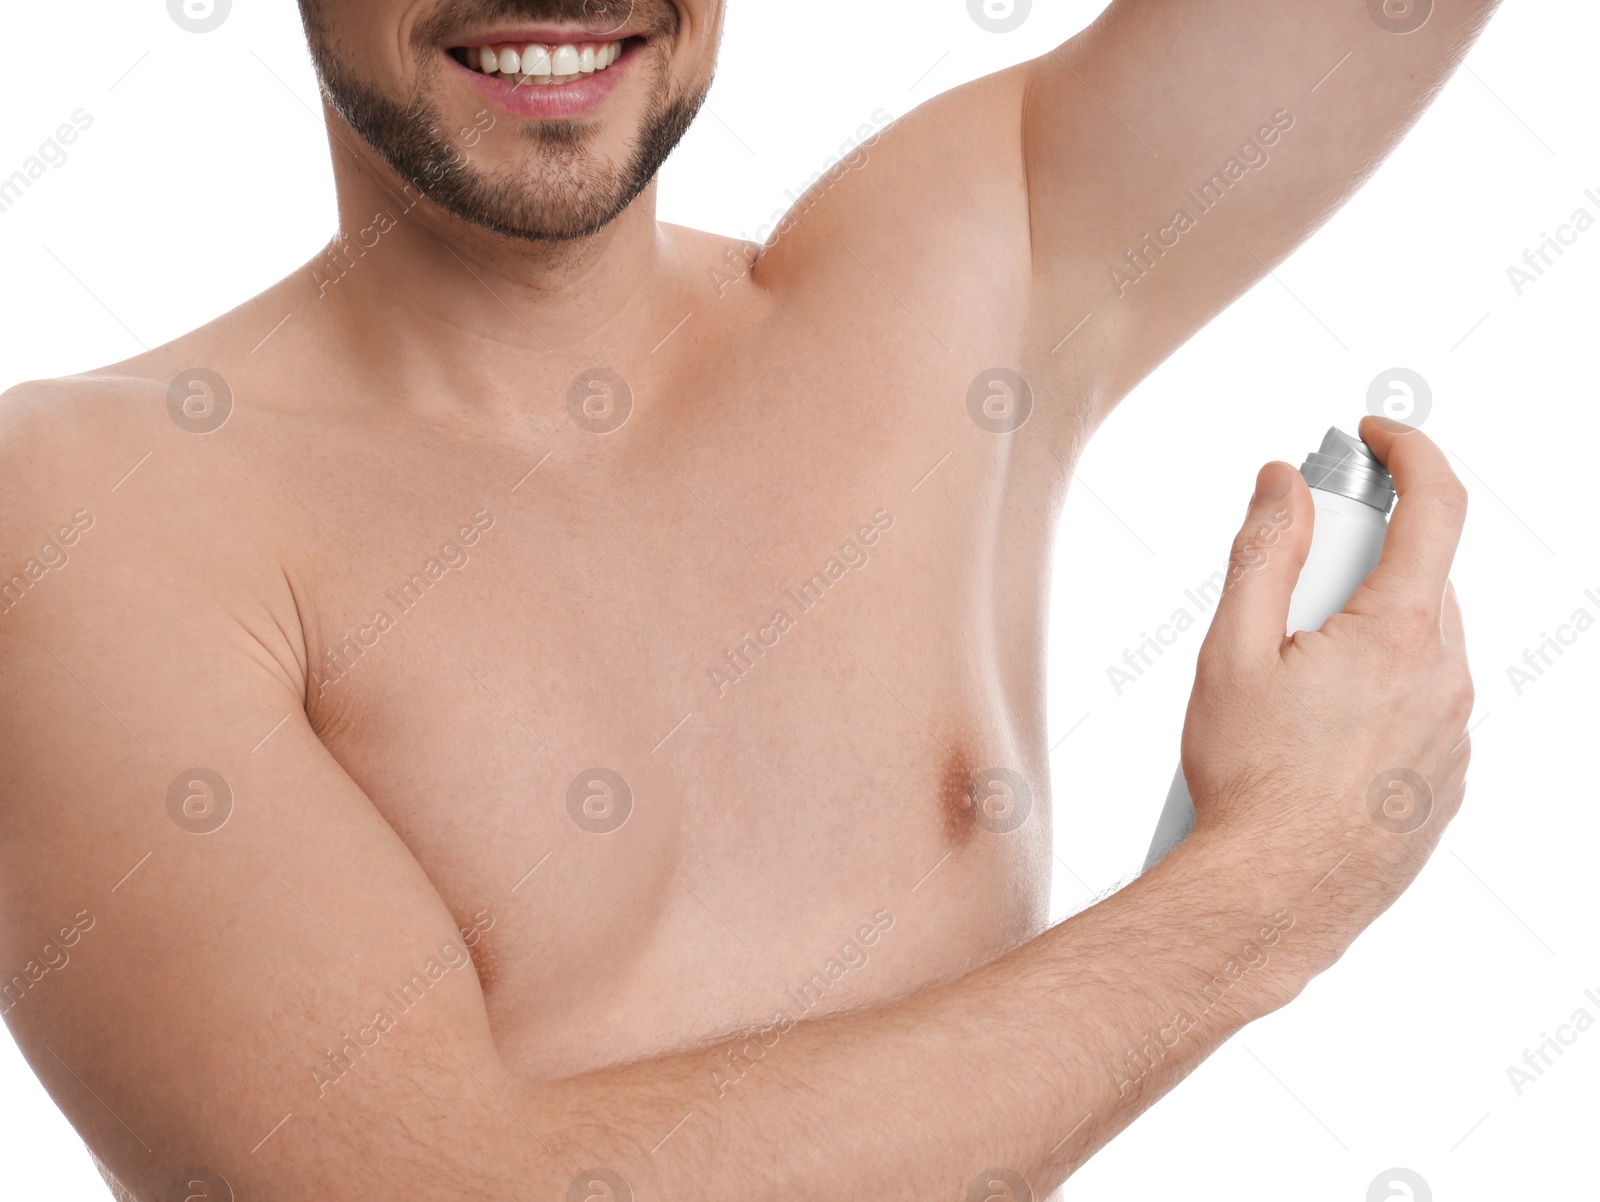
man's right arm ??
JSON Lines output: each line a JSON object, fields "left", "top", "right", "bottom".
{"left": 0, "top": 385, "right": 1470, "bottom": 1200}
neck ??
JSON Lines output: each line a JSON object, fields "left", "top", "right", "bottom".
{"left": 302, "top": 106, "right": 684, "bottom": 422}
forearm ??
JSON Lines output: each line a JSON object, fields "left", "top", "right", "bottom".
{"left": 498, "top": 828, "right": 1312, "bottom": 1200}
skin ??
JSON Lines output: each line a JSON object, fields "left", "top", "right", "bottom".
{"left": 0, "top": 1, "right": 1491, "bottom": 1197}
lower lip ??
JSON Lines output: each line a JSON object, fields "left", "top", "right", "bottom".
{"left": 451, "top": 44, "right": 633, "bottom": 121}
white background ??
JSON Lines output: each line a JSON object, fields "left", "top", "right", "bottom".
{"left": 1, "top": 1, "right": 1594, "bottom": 1199}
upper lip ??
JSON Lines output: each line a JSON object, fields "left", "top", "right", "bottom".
{"left": 449, "top": 27, "right": 642, "bottom": 47}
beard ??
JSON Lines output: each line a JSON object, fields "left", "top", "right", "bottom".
{"left": 297, "top": 0, "right": 709, "bottom": 243}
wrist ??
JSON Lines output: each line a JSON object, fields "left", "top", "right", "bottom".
{"left": 1130, "top": 825, "right": 1326, "bottom": 1021}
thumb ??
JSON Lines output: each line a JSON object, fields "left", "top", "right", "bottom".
{"left": 1200, "top": 461, "right": 1314, "bottom": 661}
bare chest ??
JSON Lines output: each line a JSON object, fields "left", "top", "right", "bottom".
{"left": 280, "top": 322, "right": 1063, "bottom": 1075}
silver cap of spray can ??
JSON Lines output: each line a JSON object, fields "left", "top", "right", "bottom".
{"left": 1300, "top": 427, "right": 1396, "bottom": 514}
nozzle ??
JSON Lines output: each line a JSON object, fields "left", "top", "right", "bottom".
{"left": 1300, "top": 427, "right": 1396, "bottom": 513}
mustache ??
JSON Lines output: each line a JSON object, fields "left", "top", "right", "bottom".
{"left": 414, "top": 0, "right": 677, "bottom": 43}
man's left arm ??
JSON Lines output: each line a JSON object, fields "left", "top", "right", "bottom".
{"left": 1021, "top": 0, "right": 1502, "bottom": 409}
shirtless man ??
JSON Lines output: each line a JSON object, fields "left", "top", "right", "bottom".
{"left": 0, "top": 0, "right": 1489, "bottom": 1197}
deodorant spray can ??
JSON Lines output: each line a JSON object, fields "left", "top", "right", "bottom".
{"left": 1141, "top": 428, "right": 1397, "bottom": 872}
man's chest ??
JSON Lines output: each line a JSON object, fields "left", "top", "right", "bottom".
{"left": 271, "top": 321, "right": 1068, "bottom": 1072}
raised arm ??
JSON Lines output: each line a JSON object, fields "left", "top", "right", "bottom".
{"left": 1022, "top": 0, "right": 1502, "bottom": 405}
{"left": 0, "top": 383, "right": 1471, "bottom": 1198}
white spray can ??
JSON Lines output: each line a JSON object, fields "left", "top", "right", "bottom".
{"left": 1142, "top": 428, "right": 1396, "bottom": 872}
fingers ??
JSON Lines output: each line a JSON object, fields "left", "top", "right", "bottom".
{"left": 1200, "top": 461, "right": 1314, "bottom": 661}
{"left": 1349, "top": 417, "right": 1468, "bottom": 616}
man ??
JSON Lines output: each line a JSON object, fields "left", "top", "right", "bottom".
{"left": 0, "top": 0, "right": 1486, "bottom": 1197}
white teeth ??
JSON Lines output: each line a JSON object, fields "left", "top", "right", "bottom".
{"left": 466, "top": 40, "right": 621, "bottom": 82}
{"left": 550, "top": 44, "right": 581, "bottom": 75}
{"left": 523, "top": 44, "right": 552, "bottom": 76}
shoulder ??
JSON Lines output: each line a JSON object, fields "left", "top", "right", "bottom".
{"left": 0, "top": 365, "right": 232, "bottom": 528}
{"left": 0, "top": 372, "right": 163, "bottom": 533}
{"left": 0, "top": 257, "right": 318, "bottom": 499}
{"left": 0, "top": 363, "right": 294, "bottom": 642}
{"left": 0, "top": 369, "right": 161, "bottom": 439}
{"left": 0, "top": 275, "right": 296, "bottom": 522}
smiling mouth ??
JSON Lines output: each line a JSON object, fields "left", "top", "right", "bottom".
{"left": 450, "top": 38, "right": 638, "bottom": 86}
